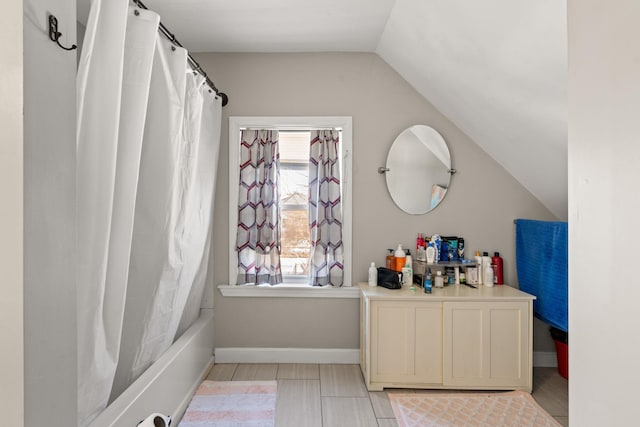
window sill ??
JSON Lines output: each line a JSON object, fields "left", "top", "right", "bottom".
{"left": 218, "top": 284, "right": 360, "bottom": 299}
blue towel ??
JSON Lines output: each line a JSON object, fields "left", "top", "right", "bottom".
{"left": 515, "top": 219, "right": 568, "bottom": 333}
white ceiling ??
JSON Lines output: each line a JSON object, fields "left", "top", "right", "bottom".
{"left": 78, "top": 0, "right": 567, "bottom": 218}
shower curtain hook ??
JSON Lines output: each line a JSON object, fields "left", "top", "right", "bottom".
{"left": 48, "top": 14, "right": 77, "bottom": 51}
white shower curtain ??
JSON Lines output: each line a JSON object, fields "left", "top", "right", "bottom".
{"left": 77, "top": 2, "right": 158, "bottom": 426}
{"left": 77, "top": 1, "right": 222, "bottom": 425}
{"left": 176, "top": 80, "right": 223, "bottom": 337}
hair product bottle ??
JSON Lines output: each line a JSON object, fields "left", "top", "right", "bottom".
{"left": 474, "top": 251, "right": 483, "bottom": 285}
{"left": 482, "top": 252, "right": 492, "bottom": 284}
{"left": 483, "top": 256, "right": 494, "bottom": 287}
{"left": 492, "top": 252, "right": 504, "bottom": 285}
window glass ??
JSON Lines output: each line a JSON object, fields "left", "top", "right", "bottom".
{"left": 279, "top": 132, "right": 311, "bottom": 280}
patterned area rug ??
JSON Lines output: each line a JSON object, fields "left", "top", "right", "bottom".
{"left": 179, "top": 381, "right": 276, "bottom": 427}
{"left": 389, "top": 391, "right": 561, "bottom": 427}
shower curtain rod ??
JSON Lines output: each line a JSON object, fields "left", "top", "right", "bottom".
{"left": 132, "top": 0, "right": 229, "bottom": 107}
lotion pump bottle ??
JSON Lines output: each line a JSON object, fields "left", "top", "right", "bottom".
{"left": 368, "top": 262, "right": 377, "bottom": 286}
{"left": 394, "top": 244, "right": 406, "bottom": 272}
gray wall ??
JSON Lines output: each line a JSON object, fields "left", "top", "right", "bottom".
{"left": 24, "top": 0, "right": 77, "bottom": 425}
{"left": 0, "top": 0, "right": 24, "bottom": 424}
{"left": 194, "top": 52, "right": 557, "bottom": 352}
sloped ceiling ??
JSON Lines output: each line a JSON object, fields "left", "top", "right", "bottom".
{"left": 77, "top": 0, "right": 567, "bottom": 218}
{"left": 377, "top": 0, "right": 567, "bottom": 219}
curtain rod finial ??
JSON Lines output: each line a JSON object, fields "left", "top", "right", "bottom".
{"left": 219, "top": 92, "right": 229, "bottom": 107}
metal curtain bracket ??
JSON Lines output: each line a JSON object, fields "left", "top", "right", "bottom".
{"left": 48, "top": 14, "right": 77, "bottom": 51}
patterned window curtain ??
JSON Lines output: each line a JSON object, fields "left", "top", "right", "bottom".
{"left": 308, "top": 130, "right": 344, "bottom": 287}
{"left": 236, "top": 130, "right": 283, "bottom": 285}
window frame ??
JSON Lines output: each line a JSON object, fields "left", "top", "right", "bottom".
{"left": 225, "top": 116, "right": 353, "bottom": 296}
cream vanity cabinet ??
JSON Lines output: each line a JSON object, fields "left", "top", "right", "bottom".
{"left": 360, "top": 283, "right": 535, "bottom": 392}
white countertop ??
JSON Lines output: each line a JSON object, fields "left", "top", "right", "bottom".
{"left": 359, "top": 282, "right": 536, "bottom": 302}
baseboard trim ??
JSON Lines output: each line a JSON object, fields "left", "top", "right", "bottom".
{"left": 214, "top": 347, "right": 360, "bottom": 364}
{"left": 215, "top": 348, "right": 556, "bottom": 368}
{"left": 533, "top": 351, "right": 558, "bottom": 367}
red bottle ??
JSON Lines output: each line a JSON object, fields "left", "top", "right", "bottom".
{"left": 491, "top": 252, "right": 504, "bottom": 285}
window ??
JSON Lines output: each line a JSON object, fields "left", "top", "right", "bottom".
{"left": 228, "top": 117, "right": 352, "bottom": 288}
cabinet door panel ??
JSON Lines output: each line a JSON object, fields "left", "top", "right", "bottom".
{"left": 444, "top": 301, "right": 530, "bottom": 388}
{"left": 444, "top": 306, "right": 484, "bottom": 382}
{"left": 489, "top": 307, "right": 527, "bottom": 384}
{"left": 371, "top": 303, "right": 414, "bottom": 379}
{"left": 370, "top": 301, "right": 443, "bottom": 384}
{"left": 414, "top": 305, "right": 443, "bottom": 383}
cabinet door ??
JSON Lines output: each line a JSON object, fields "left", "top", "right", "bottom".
{"left": 443, "top": 301, "right": 530, "bottom": 388}
{"left": 370, "top": 301, "right": 442, "bottom": 384}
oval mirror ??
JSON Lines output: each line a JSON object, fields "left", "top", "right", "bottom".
{"left": 384, "top": 125, "right": 453, "bottom": 214}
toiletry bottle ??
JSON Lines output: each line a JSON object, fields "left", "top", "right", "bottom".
{"left": 482, "top": 252, "right": 492, "bottom": 285}
{"left": 435, "top": 270, "right": 444, "bottom": 288}
{"left": 424, "top": 270, "right": 432, "bottom": 294}
{"left": 431, "top": 235, "right": 442, "bottom": 263}
{"left": 458, "top": 237, "right": 465, "bottom": 260}
{"left": 416, "top": 233, "right": 426, "bottom": 262}
{"left": 474, "top": 251, "right": 483, "bottom": 285}
{"left": 426, "top": 242, "right": 436, "bottom": 264}
{"left": 394, "top": 244, "right": 406, "bottom": 272}
{"left": 440, "top": 240, "right": 449, "bottom": 262}
{"left": 386, "top": 249, "right": 394, "bottom": 269}
{"left": 448, "top": 237, "right": 458, "bottom": 261}
{"left": 368, "top": 262, "right": 377, "bottom": 286}
{"left": 401, "top": 251, "right": 413, "bottom": 286}
{"left": 492, "top": 252, "right": 504, "bottom": 285}
{"left": 484, "top": 260, "right": 494, "bottom": 287}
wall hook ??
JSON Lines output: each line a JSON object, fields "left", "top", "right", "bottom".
{"left": 378, "top": 166, "right": 390, "bottom": 174}
{"left": 449, "top": 169, "right": 457, "bottom": 175}
{"left": 49, "top": 15, "right": 77, "bottom": 51}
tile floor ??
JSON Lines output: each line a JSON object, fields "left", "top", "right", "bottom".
{"left": 204, "top": 364, "right": 568, "bottom": 427}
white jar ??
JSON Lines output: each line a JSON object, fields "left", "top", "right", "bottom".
{"left": 434, "top": 271, "right": 444, "bottom": 288}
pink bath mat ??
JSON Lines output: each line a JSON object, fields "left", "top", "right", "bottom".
{"left": 179, "top": 381, "right": 276, "bottom": 426}
{"left": 389, "top": 391, "right": 561, "bottom": 427}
